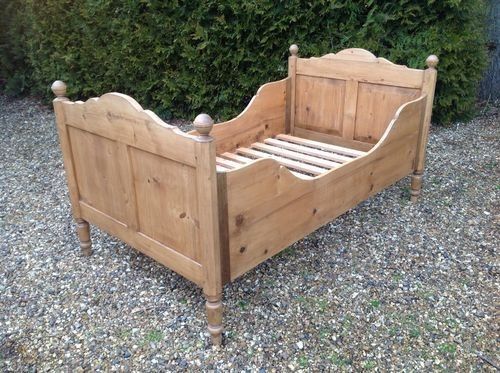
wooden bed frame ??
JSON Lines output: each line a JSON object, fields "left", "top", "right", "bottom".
{"left": 51, "top": 45, "right": 438, "bottom": 345}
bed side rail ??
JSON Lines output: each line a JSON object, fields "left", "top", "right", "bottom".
{"left": 223, "top": 94, "right": 427, "bottom": 281}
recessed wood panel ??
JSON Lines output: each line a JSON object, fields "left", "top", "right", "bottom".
{"left": 69, "top": 127, "right": 130, "bottom": 223}
{"left": 131, "top": 149, "right": 200, "bottom": 262}
{"left": 295, "top": 75, "right": 345, "bottom": 136}
{"left": 354, "top": 83, "right": 420, "bottom": 143}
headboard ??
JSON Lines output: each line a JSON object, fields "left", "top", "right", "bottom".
{"left": 287, "top": 46, "right": 438, "bottom": 149}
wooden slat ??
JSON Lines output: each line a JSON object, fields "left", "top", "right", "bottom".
{"left": 276, "top": 134, "right": 366, "bottom": 157}
{"left": 221, "top": 152, "right": 254, "bottom": 164}
{"left": 291, "top": 128, "right": 373, "bottom": 152}
{"left": 216, "top": 165, "right": 229, "bottom": 172}
{"left": 216, "top": 157, "right": 241, "bottom": 169}
{"left": 264, "top": 138, "right": 352, "bottom": 163}
{"left": 289, "top": 171, "right": 312, "bottom": 180}
{"left": 236, "top": 147, "right": 328, "bottom": 175}
{"left": 222, "top": 151, "right": 311, "bottom": 179}
{"left": 251, "top": 142, "right": 340, "bottom": 169}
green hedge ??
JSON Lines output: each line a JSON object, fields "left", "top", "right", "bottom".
{"left": 0, "top": 0, "right": 30, "bottom": 96}
{"left": 1, "top": 0, "right": 488, "bottom": 124}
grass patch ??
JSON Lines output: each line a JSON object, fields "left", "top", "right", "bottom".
{"left": 298, "top": 354, "right": 309, "bottom": 368}
{"left": 389, "top": 326, "right": 399, "bottom": 336}
{"left": 318, "top": 327, "right": 330, "bottom": 340}
{"left": 362, "top": 360, "right": 377, "bottom": 370}
{"left": 329, "top": 353, "right": 352, "bottom": 367}
{"left": 400, "top": 187, "right": 411, "bottom": 200}
{"left": 118, "top": 329, "right": 132, "bottom": 339}
{"left": 278, "top": 246, "right": 296, "bottom": 258}
{"left": 484, "top": 161, "right": 497, "bottom": 170}
{"left": 445, "top": 318, "right": 459, "bottom": 330}
{"left": 296, "top": 295, "right": 308, "bottom": 304}
{"left": 392, "top": 273, "right": 403, "bottom": 282}
{"left": 317, "top": 298, "right": 329, "bottom": 313}
{"left": 409, "top": 327, "right": 421, "bottom": 338}
{"left": 145, "top": 330, "right": 163, "bottom": 343}
{"left": 340, "top": 316, "right": 353, "bottom": 336}
{"left": 438, "top": 342, "right": 457, "bottom": 355}
{"left": 237, "top": 300, "right": 248, "bottom": 310}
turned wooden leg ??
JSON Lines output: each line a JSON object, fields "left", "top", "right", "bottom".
{"left": 410, "top": 171, "right": 423, "bottom": 202}
{"left": 76, "top": 218, "right": 92, "bottom": 256}
{"left": 205, "top": 293, "right": 223, "bottom": 346}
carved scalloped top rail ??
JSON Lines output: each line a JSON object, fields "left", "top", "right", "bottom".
{"left": 61, "top": 92, "right": 199, "bottom": 166}
{"left": 315, "top": 48, "right": 409, "bottom": 68}
{"left": 68, "top": 92, "right": 194, "bottom": 140}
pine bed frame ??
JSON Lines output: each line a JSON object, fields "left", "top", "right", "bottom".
{"left": 51, "top": 46, "right": 438, "bottom": 345}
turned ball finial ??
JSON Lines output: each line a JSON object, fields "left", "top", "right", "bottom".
{"left": 193, "top": 113, "right": 214, "bottom": 138}
{"left": 289, "top": 44, "right": 299, "bottom": 57}
{"left": 426, "top": 55, "right": 439, "bottom": 69}
{"left": 51, "top": 80, "right": 67, "bottom": 97}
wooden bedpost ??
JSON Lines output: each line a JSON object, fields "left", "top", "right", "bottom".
{"left": 410, "top": 55, "right": 438, "bottom": 202}
{"left": 193, "top": 113, "right": 224, "bottom": 346}
{"left": 51, "top": 80, "right": 93, "bottom": 256}
{"left": 287, "top": 44, "right": 299, "bottom": 134}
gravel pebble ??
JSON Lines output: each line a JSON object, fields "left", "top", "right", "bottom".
{"left": 0, "top": 95, "right": 498, "bottom": 371}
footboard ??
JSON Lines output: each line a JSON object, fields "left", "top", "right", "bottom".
{"left": 52, "top": 83, "right": 220, "bottom": 288}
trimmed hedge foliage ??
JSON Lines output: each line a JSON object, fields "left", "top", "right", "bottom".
{"left": 1, "top": 0, "right": 488, "bottom": 124}
{"left": 0, "top": 0, "right": 30, "bottom": 96}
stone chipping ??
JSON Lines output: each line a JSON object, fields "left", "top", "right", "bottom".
{"left": 0, "top": 95, "right": 498, "bottom": 371}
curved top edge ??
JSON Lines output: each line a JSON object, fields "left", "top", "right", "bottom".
{"left": 62, "top": 92, "right": 195, "bottom": 139}
{"left": 216, "top": 77, "right": 289, "bottom": 126}
{"left": 369, "top": 94, "right": 427, "bottom": 154}
{"left": 313, "top": 48, "right": 409, "bottom": 68}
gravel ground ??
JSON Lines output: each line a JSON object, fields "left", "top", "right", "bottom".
{"left": 0, "top": 94, "right": 498, "bottom": 372}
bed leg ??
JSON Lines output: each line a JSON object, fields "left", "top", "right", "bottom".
{"left": 205, "top": 293, "right": 223, "bottom": 346}
{"left": 76, "top": 218, "right": 92, "bottom": 256}
{"left": 410, "top": 171, "right": 423, "bottom": 202}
